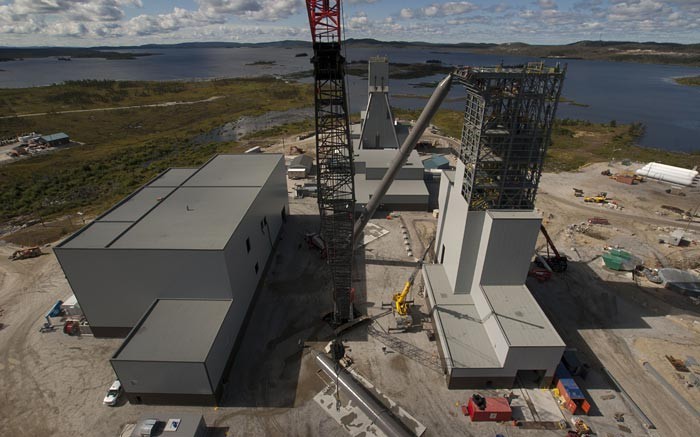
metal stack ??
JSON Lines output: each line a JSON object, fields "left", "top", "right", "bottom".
{"left": 306, "top": 0, "right": 356, "bottom": 323}
{"left": 454, "top": 62, "right": 566, "bottom": 210}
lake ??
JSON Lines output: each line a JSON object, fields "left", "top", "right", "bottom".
{"left": 1, "top": 46, "right": 699, "bottom": 152}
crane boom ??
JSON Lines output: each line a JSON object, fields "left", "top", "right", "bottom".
{"left": 306, "top": 0, "right": 356, "bottom": 323}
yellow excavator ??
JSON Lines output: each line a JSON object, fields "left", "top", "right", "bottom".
{"left": 385, "top": 238, "right": 434, "bottom": 331}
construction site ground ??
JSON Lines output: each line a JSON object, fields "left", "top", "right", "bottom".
{"left": 1, "top": 160, "right": 700, "bottom": 436}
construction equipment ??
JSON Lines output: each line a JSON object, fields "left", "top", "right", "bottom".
{"left": 583, "top": 195, "right": 607, "bottom": 203}
{"left": 572, "top": 188, "right": 584, "bottom": 197}
{"left": 9, "top": 246, "right": 42, "bottom": 260}
{"left": 306, "top": 0, "right": 356, "bottom": 323}
{"left": 528, "top": 267, "right": 552, "bottom": 282}
{"left": 538, "top": 225, "right": 567, "bottom": 272}
{"left": 383, "top": 239, "right": 434, "bottom": 331}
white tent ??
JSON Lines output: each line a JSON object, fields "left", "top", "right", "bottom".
{"left": 635, "top": 162, "right": 699, "bottom": 187}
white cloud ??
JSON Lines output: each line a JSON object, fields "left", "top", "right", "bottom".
{"left": 538, "top": 0, "right": 558, "bottom": 10}
{"left": 398, "top": 2, "right": 478, "bottom": 19}
{"left": 197, "top": 0, "right": 302, "bottom": 21}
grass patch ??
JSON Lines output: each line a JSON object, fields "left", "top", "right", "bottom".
{"left": 674, "top": 76, "right": 700, "bottom": 86}
{"left": 240, "top": 119, "right": 314, "bottom": 140}
{"left": 0, "top": 78, "right": 312, "bottom": 222}
{"left": 0, "top": 79, "right": 289, "bottom": 116}
{"left": 559, "top": 96, "right": 590, "bottom": 107}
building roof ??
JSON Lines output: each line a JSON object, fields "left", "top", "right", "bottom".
{"left": 481, "top": 284, "right": 565, "bottom": 348}
{"left": 131, "top": 413, "right": 204, "bottom": 437}
{"left": 355, "top": 177, "right": 429, "bottom": 204}
{"left": 422, "top": 154, "right": 450, "bottom": 169}
{"left": 113, "top": 299, "right": 232, "bottom": 363}
{"left": 354, "top": 149, "right": 424, "bottom": 170}
{"left": 58, "top": 154, "right": 283, "bottom": 250}
{"left": 41, "top": 132, "right": 69, "bottom": 142}
{"left": 424, "top": 264, "right": 501, "bottom": 369}
{"left": 289, "top": 154, "right": 313, "bottom": 170}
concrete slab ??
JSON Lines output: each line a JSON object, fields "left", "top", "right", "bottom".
{"left": 314, "top": 383, "right": 385, "bottom": 437}
{"left": 358, "top": 222, "right": 390, "bottom": 248}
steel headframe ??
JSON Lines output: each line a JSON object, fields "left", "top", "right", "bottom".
{"left": 306, "top": 0, "right": 356, "bottom": 323}
{"left": 454, "top": 62, "right": 566, "bottom": 210}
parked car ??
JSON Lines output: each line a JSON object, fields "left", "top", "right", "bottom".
{"left": 103, "top": 380, "right": 122, "bottom": 406}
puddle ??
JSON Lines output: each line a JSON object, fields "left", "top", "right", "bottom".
{"left": 193, "top": 107, "right": 313, "bottom": 144}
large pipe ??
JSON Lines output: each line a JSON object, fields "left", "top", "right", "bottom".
{"left": 315, "top": 351, "right": 414, "bottom": 437}
{"left": 353, "top": 74, "right": 453, "bottom": 243}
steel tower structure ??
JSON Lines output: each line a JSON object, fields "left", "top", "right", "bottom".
{"left": 454, "top": 62, "right": 566, "bottom": 210}
{"left": 306, "top": 0, "right": 356, "bottom": 323}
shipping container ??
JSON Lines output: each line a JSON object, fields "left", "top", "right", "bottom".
{"left": 467, "top": 397, "right": 512, "bottom": 422}
{"left": 556, "top": 377, "right": 591, "bottom": 415}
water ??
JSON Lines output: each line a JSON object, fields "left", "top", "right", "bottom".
{"left": 1, "top": 46, "right": 699, "bottom": 152}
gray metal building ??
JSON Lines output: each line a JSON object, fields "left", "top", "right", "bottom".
{"left": 424, "top": 156, "right": 564, "bottom": 389}
{"left": 354, "top": 149, "right": 429, "bottom": 210}
{"left": 55, "top": 154, "right": 288, "bottom": 337}
{"left": 112, "top": 299, "right": 237, "bottom": 405}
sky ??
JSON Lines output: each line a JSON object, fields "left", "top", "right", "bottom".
{"left": 0, "top": 0, "right": 698, "bottom": 47}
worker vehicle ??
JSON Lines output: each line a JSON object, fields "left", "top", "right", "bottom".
{"left": 9, "top": 246, "right": 42, "bottom": 261}
{"left": 103, "top": 380, "right": 122, "bottom": 406}
{"left": 384, "top": 239, "right": 434, "bottom": 331}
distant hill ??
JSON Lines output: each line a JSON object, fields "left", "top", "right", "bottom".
{"left": 2, "top": 39, "right": 699, "bottom": 66}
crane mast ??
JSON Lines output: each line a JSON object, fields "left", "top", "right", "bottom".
{"left": 306, "top": 0, "right": 356, "bottom": 323}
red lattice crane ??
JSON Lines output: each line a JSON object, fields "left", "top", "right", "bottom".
{"left": 305, "top": 0, "right": 356, "bottom": 323}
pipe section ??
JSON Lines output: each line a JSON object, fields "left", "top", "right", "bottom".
{"left": 315, "top": 351, "right": 414, "bottom": 437}
{"left": 353, "top": 74, "right": 453, "bottom": 244}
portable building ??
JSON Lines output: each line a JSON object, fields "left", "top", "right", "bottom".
{"left": 287, "top": 154, "right": 313, "bottom": 179}
{"left": 467, "top": 397, "right": 512, "bottom": 422}
{"left": 40, "top": 132, "right": 70, "bottom": 146}
{"left": 112, "top": 299, "right": 237, "bottom": 405}
{"left": 55, "top": 154, "right": 288, "bottom": 337}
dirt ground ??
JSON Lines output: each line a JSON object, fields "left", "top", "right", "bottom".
{"left": 2, "top": 156, "right": 700, "bottom": 436}
{"left": 533, "top": 160, "right": 700, "bottom": 436}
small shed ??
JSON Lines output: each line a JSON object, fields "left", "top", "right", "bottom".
{"left": 40, "top": 132, "right": 70, "bottom": 147}
{"left": 288, "top": 154, "right": 313, "bottom": 179}
{"left": 130, "top": 413, "right": 206, "bottom": 437}
{"left": 422, "top": 154, "right": 450, "bottom": 170}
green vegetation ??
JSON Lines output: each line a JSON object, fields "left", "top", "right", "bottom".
{"left": 240, "top": 119, "right": 314, "bottom": 140}
{"left": 558, "top": 96, "right": 590, "bottom": 107}
{"left": 0, "top": 78, "right": 312, "bottom": 222}
{"left": 0, "top": 79, "right": 237, "bottom": 115}
{"left": 674, "top": 76, "right": 700, "bottom": 86}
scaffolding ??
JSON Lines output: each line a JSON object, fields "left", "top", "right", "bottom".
{"left": 454, "top": 62, "right": 566, "bottom": 210}
{"left": 307, "top": 0, "right": 356, "bottom": 323}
